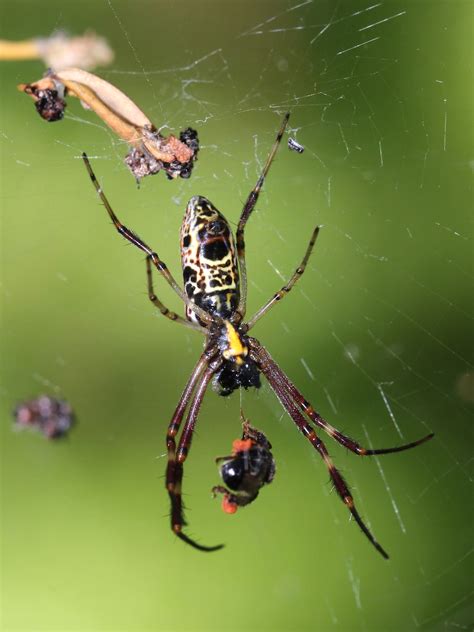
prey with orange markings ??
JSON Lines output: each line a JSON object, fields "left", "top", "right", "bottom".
{"left": 213, "top": 416, "right": 275, "bottom": 514}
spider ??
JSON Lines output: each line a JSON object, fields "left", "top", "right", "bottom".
{"left": 82, "top": 113, "right": 434, "bottom": 558}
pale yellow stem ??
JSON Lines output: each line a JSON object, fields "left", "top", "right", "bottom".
{"left": 0, "top": 39, "right": 39, "bottom": 60}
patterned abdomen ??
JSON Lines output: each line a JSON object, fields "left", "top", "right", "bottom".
{"left": 180, "top": 196, "right": 240, "bottom": 322}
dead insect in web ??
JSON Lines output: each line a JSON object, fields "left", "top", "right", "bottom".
{"left": 21, "top": 80, "right": 66, "bottom": 122}
{"left": 13, "top": 395, "right": 75, "bottom": 439}
{"left": 212, "top": 416, "right": 276, "bottom": 514}
{"left": 18, "top": 68, "right": 199, "bottom": 181}
{"left": 288, "top": 137, "right": 304, "bottom": 154}
{"left": 125, "top": 126, "right": 199, "bottom": 181}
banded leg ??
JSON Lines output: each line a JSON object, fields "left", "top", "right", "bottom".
{"left": 146, "top": 256, "right": 206, "bottom": 333}
{"left": 249, "top": 339, "right": 434, "bottom": 455}
{"left": 165, "top": 351, "right": 213, "bottom": 462}
{"left": 235, "top": 113, "right": 290, "bottom": 320}
{"left": 250, "top": 343, "right": 389, "bottom": 558}
{"left": 167, "top": 361, "right": 223, "bottom": 552}
{"left": 82, "top": 153, "right": 212, "bottom": 326}
{"left": 165, "top": 351, "right": 217, "bottom": 504}
{"left": 246, "top": 226, "right": 320, "bottom": 331}
{"left": 165, "top": 352, "right": 211, "bottom": 540}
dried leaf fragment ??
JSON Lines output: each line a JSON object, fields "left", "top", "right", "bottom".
{"left": 18, "top": 69, "right": 199, "bottom": 181}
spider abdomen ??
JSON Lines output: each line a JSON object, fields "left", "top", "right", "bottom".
{"left": 191, "top": 290, "right": 238, "bottom": 321}
{"left": 181, "top": 196, "right": 240, "bottom": 322}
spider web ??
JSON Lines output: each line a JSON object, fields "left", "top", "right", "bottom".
{"left": 1, "top": 1, "right": 472, "bottom": 631}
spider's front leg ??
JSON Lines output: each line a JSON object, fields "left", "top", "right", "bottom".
{"left": 252, "top": 341, "right": 434, "bottom": 456}
{"left": 165, "top": 353, "right": 224, "bottom": 552}
{"left": 249, "top": 339, "right": 434, "bottom": 559}
{"left": 261, "top": 347, "right": 434, "bottom": 456}
{"left": 250, "top": 342, "right": 389, "bottom": 558}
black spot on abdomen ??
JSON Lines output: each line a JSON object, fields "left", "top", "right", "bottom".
{"left": 183, "top": 265, "right": 196, "bottom": 283}
{"left": 202, "top": 239, "right": 228, "bottom": 261}
{"left": 182, "top": 234, "right": 191, "bottom": 248}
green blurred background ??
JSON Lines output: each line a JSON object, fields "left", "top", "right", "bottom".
{"left": 1, "top": 1, "right": 472, "bottom": 630}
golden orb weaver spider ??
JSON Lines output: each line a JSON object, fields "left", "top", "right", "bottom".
{"left": 83, "top": 113, "right": 433, "bottom": 558}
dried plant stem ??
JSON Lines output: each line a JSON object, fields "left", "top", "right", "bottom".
{"left": 17, "top": 68, "right": 199, "bottom": 180}
{"left": 0, "top": 39, "right": 40, "bottom": 60}
{"left": 59, "top": 77, "right": 143, "bottom": 146}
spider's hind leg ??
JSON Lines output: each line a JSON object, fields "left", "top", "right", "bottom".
{"left": 235, "top": 113, "right": 290, "bottom": 320}
{"left": 245, "top": 225, "right": 320, "bottom": 331}
{"left": 146, "top": 256, "right": 206, "bottom": 333}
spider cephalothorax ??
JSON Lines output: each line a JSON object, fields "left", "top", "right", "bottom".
{"left": 211, "top": 322, "right": 261, "bottom": 396}
{"left": 83, "top": 112, "right": 434, "bottom": 558}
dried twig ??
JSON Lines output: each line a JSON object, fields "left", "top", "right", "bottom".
{"left": 0, "top": 31, "right": 113, "bottom": 71}
{"left": 18, "top": 68, "right": 199, "bottom": 181}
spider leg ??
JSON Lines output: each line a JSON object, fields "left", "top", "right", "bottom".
{"left": 165, "top": 350, "right": 217, "bottom": 500}
{"left": 249, "top": 342, "right": 389, "bottom": 559}
{"left": 166, "top": 355, "right": 224, "bottom": 552}
{"left": 82, "top": 153, "right": 212, "bottom": 326}
{"left": 235, "top": 113, "right": 290, "bottom": 321}
{"left": 249, "top": 339, "right": 434, "bottom": 455}
{"left": 145, "top": 256, "right": 206, "bottom": 333}
{"left": 165, "top": 351, "right": 213, "bottom": 459}
{"left": 245, "top": 226, "right": 320, "bottom": 331}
